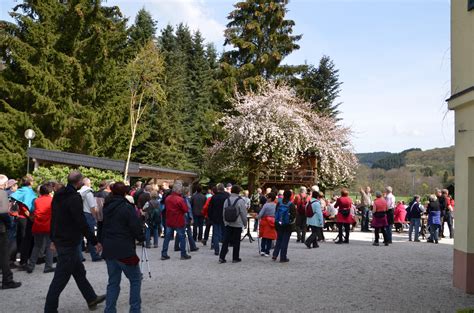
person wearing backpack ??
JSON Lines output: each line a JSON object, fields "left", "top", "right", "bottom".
{"left": 143, "top": 191, "right": 161, "bottom": 248}
{"left": 293, "top": 187, "right": 310, "bottom": 243}
{"left": 272, "top": 190, "right": 296, "bottom": 263}
{"left": 305, "top": 191, "right": 324, "bottom": 249}
{"left": 218, "top": 185, "right": 247, "bottom": 264}
{"left": 334, "top": 188, "right": 353, "bottom": 244}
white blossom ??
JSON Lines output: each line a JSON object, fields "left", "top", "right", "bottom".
{"left": 208, "top": 81, "right": 358, "bottom": 188}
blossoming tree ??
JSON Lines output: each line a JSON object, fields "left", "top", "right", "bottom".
{"left": 208, "top": 81, "right": 358, "bottom": 192}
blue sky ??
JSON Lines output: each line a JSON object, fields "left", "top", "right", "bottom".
{"left": 0, "top": 0, "right": 453, "bottom": 153}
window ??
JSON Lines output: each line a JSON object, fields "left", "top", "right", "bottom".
{"left": 469, "top": 0, "right": 474, "bottom": 11}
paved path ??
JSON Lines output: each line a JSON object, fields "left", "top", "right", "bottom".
{"left": 2, "top": 228, "right": 474, "bottom": 312}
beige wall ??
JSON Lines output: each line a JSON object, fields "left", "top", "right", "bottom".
{"left": 451, "top": 1, "right": 474, "bottom": 97}
{"left": 453, "top": 104, "right": 474, "bottom": 253}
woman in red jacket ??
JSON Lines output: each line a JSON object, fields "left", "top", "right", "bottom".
{"left": 26, "top": 184, "right": 54, "bottom": 273}
{"left": 334, "top": 188, "right": 353, "bottom": 244}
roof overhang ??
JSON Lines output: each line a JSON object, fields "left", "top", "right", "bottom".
{"left": 28, "top": 147, "right": 198, "bottom": 182}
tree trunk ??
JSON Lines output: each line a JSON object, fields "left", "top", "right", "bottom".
{"left": 248, "top": 171, "right": 256, "bottom": 195}
{"left": 123, "top": 127, "right": 136, "bottom": 182}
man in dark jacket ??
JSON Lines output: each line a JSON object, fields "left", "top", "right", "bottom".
{"left": 45, "top": 171, "right": 105, "bottom": 313}
{"left": 100, "top": 182, "right": 145, "bottom": 313}
{"left": 207, "top": 183, "right": 229, "bottom": 255}
{"left": 191, "top": 185, "right": 206, "bottom": 241}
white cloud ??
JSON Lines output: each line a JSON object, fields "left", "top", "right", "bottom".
{"left": 115, "top": 0, "right": 227, "bottom": 45}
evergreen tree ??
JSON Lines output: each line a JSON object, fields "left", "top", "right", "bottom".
{"left": 0, "top": 0, "right": 131, "bottom": 178}
{"left": 129, "top": 8, "right": 157, "bottom": 49}
{"left": 296, "top": 56, "right": 342, "bottom": 119}
{"left": 220, "top": 0, "right": 302, "bottom": 94}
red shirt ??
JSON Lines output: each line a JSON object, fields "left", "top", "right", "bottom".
{"left": 164, "top": 192, "right": 189, "bottom": 228}
{"left": 335, "top": 196, "right": 353, "bottom": 223}
{"left": 32, "top": 195, "right": 53, "bottom": 234}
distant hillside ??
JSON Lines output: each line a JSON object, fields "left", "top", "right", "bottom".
{"left": 356, "top": 152, "right": 393, "bottom": 167}
{"left": 353, "top": 146, "right": 455, "bottom": 196}
{"left": 356, "top": 147, "right": 452, "bottom": 173}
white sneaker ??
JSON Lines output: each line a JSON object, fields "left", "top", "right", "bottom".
{"left": 264, "top": 253, "right": 270, "bottom": 257}
{"left": 260, "top": 252, "right": 265, "bottom": 256}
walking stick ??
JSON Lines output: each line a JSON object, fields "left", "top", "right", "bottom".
{"left": 141, "top": 243, "right": 152, "bottom": 279}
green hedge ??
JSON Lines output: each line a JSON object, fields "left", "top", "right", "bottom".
{"left": 33, "top": 165, "right": 123, "bottom": 190}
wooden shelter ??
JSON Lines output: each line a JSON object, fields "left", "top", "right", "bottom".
{"left": 27, "top": 147, "right": 198, "bottom": 184}
{"left": 259, "top": 155, "right": 318, "bottom": 189}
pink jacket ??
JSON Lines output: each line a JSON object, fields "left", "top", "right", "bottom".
{"left": 394, "top": 204, "right": 407, "bottom": 223}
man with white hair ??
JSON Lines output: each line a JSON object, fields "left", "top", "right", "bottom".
{"left": 0, "top": 174, "right": 21, "bottom": 289}
{"left": 384, "top": 186, "right": 396, "bottom": 244}
{"left": 78, "top": 177, "right": 101, "bottom": 262}
{"left": 161, "top": 181, "right": 191, "bottom": 260}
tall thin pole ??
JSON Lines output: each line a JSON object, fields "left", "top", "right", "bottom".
{"left": 26, "top": 139, "right": 31, "bottom": 174}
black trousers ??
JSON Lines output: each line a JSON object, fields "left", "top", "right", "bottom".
{"left": 19, "top": 218, "right": 33, "bottom": 265}
{"left": 441, "top": 212, "right": 454, "bottom": 238}
{"left": 192, "top": 215, "right": 204, "bottom": 241}
{"left": 295, "top": 214, "right": 306, "bottom": 242}
{"left": 305, "top": 226, "right": 322, "bottom": 247}
{"left": 45, "top": 245, "right": 97, "bottom": 313}
{"left": 203, "top": 218, "right": 212, "bottom": 241}
{"left": 337, "top": 223, "right": 350, "bottom": 242}
{"left": 0, "top": 232, "right": 13, "bottom": 284}
{"left": 374, "top": 227, "right": 387, "bottom": 243}
{"left": 219, "top": 226, "right": 242, "bottom": 261}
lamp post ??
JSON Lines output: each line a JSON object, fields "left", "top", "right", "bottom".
{"left": 24, "top": 129, "right": 36, "bottom": 174}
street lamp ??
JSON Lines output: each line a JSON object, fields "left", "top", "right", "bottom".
{"left": 24, "top": 129, "right": 35, "bottom": 174}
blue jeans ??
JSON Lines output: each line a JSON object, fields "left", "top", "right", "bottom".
{"left": 361, "top": 207, "right": 370, "bottom": 231}
{"left": 161, "top": 227, "right": 186, "bottom": 257}
{"left": 273, "top": 230, "right": 291, "bottom": 261}
{"left": 80, "top": 213, "right": 101, "bottom": 261}
{"left": 212, "top": 223, "right": 224, "bottom": 254}
{"left": 430, "top": 224, "right": 440, "bottom": 241}
{"left": 45, "top": 245, "right": 97, "bottom": 313}
{"left": 261, "top": 238, "right": 272, "bottom": 254}
{"left": 409, "top": 218, "right": 421, "bottom": 241}
{"left": 385, "top": 225, "right": 392, "bottom": 243}
{"left": 145, "top": 224, "right": 159, "bottom": 247}
{"left": 175, "top": 225, "right": 197, "bottom": 251}
{"left": 105, "top": 259, "right": 141, "bottom": 313}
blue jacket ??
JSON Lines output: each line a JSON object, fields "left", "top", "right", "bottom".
{"left": 406, "top": 201, "right": 422, "bottom": 219}
{"left": 307, "top": 199, "right": 324, "bottom": 227}
{"left": 11, "top": 186, "right": 37, "bottom": 212}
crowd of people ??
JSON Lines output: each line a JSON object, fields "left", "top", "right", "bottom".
{"left": 0, "top": 170, "right": 455, "bottom": 312}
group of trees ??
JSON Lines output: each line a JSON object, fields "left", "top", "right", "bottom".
{"left": 1, "top": 0, "right": 356, "bottom": 190}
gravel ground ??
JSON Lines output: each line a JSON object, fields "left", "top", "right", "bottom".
{"left": 2, "top": 226, "right": 474, "bottom": 313}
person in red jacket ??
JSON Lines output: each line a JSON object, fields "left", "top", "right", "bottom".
{"left": 26, "top": 184, "right": 54, "bottom": 273}
{"left": 160, "top": 181, "right": 191, "bottom": 261}
{"left": 334, "top": 188, "right": 353, "bottom": 244}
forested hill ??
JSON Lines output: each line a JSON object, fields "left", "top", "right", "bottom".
{"left": 356, "top": 146, "right": 454, "bottom": 173}
{"left": 352, "top": 146, "right": 454, "bottom": 196}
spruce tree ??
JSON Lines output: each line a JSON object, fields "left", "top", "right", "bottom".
{"left": 220, "top": 0, "right": 302, "bottom": 93}
{"left": 0, "top": 0, "right": 131, "bottom": 177}
{"left": 296, "top": 56, "right": 342, "bottom": 119}
{"left": 129, "top": 8, "right": 157, "bottom": 49}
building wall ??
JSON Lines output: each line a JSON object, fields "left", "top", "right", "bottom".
{"left": 451, "top": 0, "right": 474, "bottom": 95}
{"left": 450, "top": 0, "right": 474, "bottom": 294}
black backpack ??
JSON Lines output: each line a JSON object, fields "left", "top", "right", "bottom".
{"left": 224, "top": 197, "right": 242, "bottom": 223}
